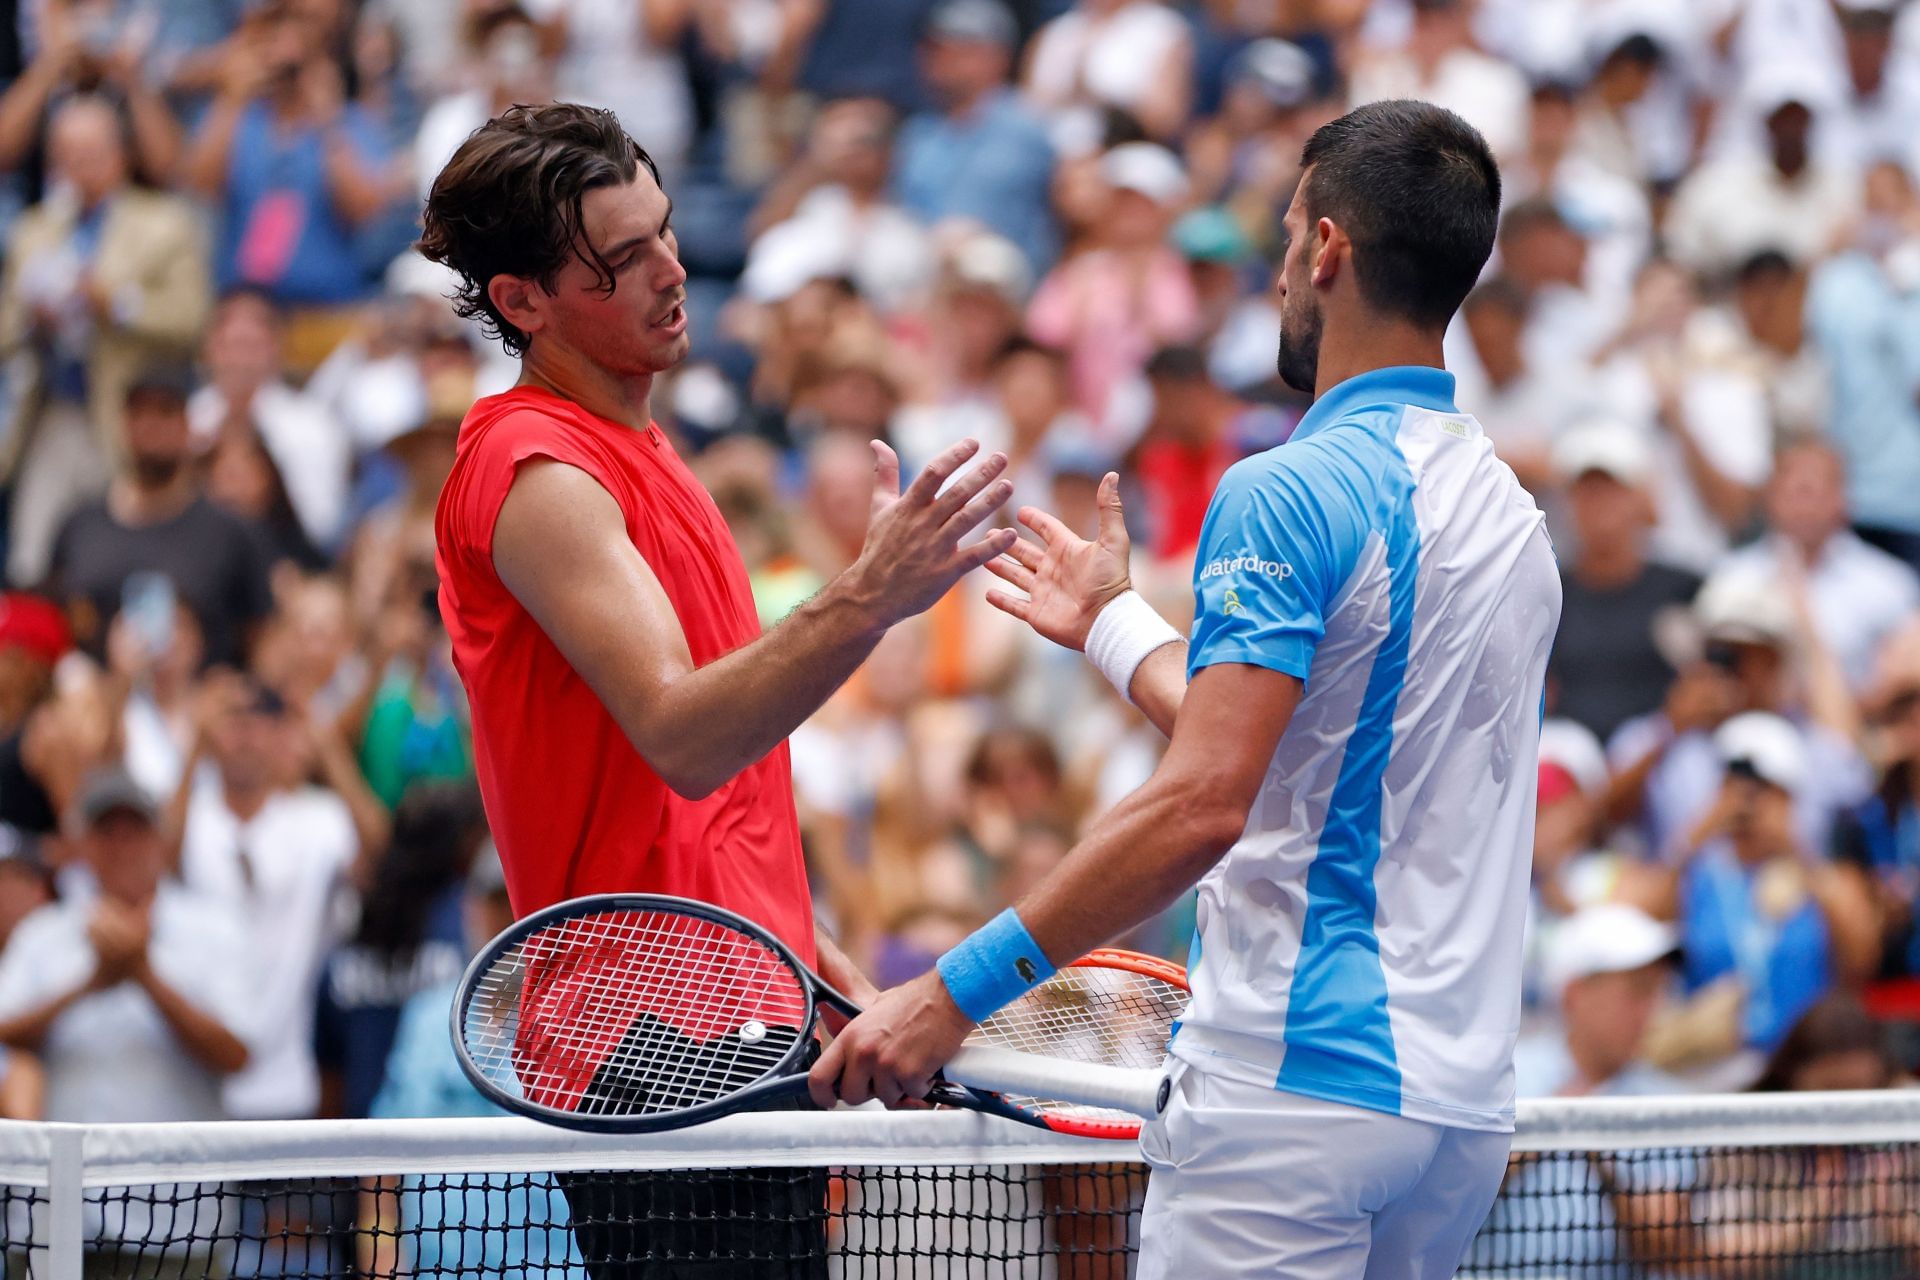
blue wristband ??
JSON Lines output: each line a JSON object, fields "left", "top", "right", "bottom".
{"left": 936, "top": 908, "right": 1057, "bottom": 1023}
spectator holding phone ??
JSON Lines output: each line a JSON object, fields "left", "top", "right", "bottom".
{"left": 1634, "top": 714, "right": 1880, "bottom": 1082}
{"left": 46, "top": 365, "right": 276, "bottom": 669}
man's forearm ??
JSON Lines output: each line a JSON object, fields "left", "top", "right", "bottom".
{"left": 136, "top": 967, "right": 248, "bottom": 1074}
{"left": 1015, "top": 769, "right": 1242, "bottom": 969}
{"left": 632, "top": 574, "right": 888, "bottom": 798}
{"left": 0, "top": 983, "right": 90, "bottom": 1050}
{"left": 1124, "top": 642, "right": 1189, "bottom": 738}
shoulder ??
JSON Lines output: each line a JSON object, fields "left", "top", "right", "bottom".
{"left": 1838, "top": 533, "right": 1920, "bottom": 595}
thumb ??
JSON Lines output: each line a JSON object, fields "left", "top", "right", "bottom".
{"left": 1096, "top": 472, "right": 1127, "bottom": 548}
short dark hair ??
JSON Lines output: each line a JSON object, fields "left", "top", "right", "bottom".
{"left": 992, "top": 335, "right": 1065, "bottom": 369}
{"left": 1736, "top": 248, "right": 1795, "bottom": 288}
{"left": 418, "top": 103, "right": 658, "bottom": 357}
{"left": 1297, "top": 100, "right": 1500, "bottom": 328}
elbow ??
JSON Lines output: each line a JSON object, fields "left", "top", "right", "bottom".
{"left": 217, "top": 1039, "right": 251, "bottom": 1076}
{"left": 1162, "top": 784, "right": 1250, "bottom": 875}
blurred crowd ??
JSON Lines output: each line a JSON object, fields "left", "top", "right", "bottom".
{"left": 0, "top": 0, "right": 1906, "bottom": 1210}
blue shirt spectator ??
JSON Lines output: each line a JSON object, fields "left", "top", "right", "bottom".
{"left": 313, "top": 885, "right": 464, "bottom": 1118}
{"left": 800, "top": 0, "right": 939, "bottom": 112}
{"left": 1806, "top": 249, "right": 1920, "bottom": 560}
{"left": 370, "top": 978, "right": 582, "bottom": 1276}
{"left": 896, "top": 1, "right": 1057, "bottom": 272}
{"left": 212, "top": 98, "right": 389, "bottom": 305}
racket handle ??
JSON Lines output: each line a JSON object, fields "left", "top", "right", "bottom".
{"left": 942, "top": 1044, "right": 1163, "bottom": 1118}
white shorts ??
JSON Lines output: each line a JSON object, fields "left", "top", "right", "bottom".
{"left": 1136, "top": 1061, "right": 1510, "bottom": 1279}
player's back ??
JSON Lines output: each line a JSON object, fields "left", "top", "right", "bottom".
{"left": 1173, "top": 365, "right": 1561, "bottom": 1133}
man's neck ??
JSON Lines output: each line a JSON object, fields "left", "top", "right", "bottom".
{"left": 519, "top": 346, "right": 654, "bottom": 430}
{"left": 222, "top": 780, "right": 272, "bottom": 823}
{"left": 947, "top": 83, "right": 997, "bottom": 120}
{"left": 108, "top": 476, "right": 197, "bottom": 527}
{"left": 1310, "top": 317, "right": 1446, "bottom": 401}
{"left": 1784, "top": 529, "right": 1832, "bottom": 568}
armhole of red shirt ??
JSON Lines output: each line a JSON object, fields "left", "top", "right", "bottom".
{"left": 466, "top": 415, "right": 631, "bottom": 567}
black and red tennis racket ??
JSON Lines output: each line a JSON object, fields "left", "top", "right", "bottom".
{"left": 451, "top": 894, "right": 1183, "bottom": 1138}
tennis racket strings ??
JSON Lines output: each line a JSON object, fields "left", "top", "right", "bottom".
{"left": 461, "top": 906, "right": 811, "bottom": 1118}
{"left": 970, "top": 958, "right": 1188, "bottom": 1129}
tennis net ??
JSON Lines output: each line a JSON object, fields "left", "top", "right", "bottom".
{"left": 0, "top": 1093, "right": 1916, "bottom": 1277}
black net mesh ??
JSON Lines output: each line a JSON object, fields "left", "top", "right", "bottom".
{"left": 0, "top": 1183, "right": 42, "bottom": 1279}
{"left": 6, "top": 1142, "right": 1919, "bottom": 1277}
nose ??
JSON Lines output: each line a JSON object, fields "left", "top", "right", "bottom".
{"left": 657, "top": 244, "right": 688, "bottom": 292}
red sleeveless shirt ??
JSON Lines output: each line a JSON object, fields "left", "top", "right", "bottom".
{"left": 434, "top": 387, "right": 816, "bottom": 964}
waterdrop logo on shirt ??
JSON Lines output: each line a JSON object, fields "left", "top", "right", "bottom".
{"left": 1200, "top": 551, "right": 1295, "bottom": 582}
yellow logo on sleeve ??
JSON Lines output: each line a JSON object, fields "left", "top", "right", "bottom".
{"left": 1223, "top": 587, "right": 1243, "bottom": 615}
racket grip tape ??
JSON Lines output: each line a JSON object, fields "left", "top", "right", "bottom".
{"left": 943, "top": 1043, "right": 1163, "bottom": 1119}
{"left": 937, "top": 908, "right": 1057, "bottom": 1023}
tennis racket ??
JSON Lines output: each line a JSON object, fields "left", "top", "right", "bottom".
{"left": 968, "top": 947, "right": 1189, "bottom": 1139}
{"left": 451, "top": 894, "right": 1171, "bottom": 1136}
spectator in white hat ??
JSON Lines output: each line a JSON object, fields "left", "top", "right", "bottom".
{"left": 1027, "top": 142, "right": 1200, "bottom": 446}
{"left": 1633, "top": 713, "right": 1879, "bottom": 1081}
{"left": 745, "top": 97, "right": 932, "bottom": 316}
{"left": 1023, "top": 0, "right": 1194, "bottom": 145}
{"left": 1611, "top": 568, "right": 1872, "bottom": 864}
{"left": 1666, "top": 63, "right": 1859, "bottom": 279}
{"left": 1514, "top": 903, "right": 1683, "bottom": 1098}
{"left": 1546, "top": 420, "right": 1701, "bottom": 744}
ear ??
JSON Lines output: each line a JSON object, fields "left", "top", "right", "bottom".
{"left": 1310, "top": 217, "right": 1346, "bottom": 291}
{"left": 486, "top": 274, "right": 547, "bottom": 342}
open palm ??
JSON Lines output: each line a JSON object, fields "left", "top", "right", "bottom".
{"left": 984, "top": 472, "right": 1134, "bottom": 652}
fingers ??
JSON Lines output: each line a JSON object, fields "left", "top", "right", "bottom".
{"left": 959, "top": 529, "right": 1020, "bottom": 574}
{"left": 807, "top": 1036, "right": 847, "bottom": 1111}
{"left": 901, "top": 438, "right": 982, "bottom": 507}
{"left": 1001, "top": 535, "right": 1043, "bottom": 572}
{"left": 943, "top": 474, "right": 1015, "bottom": 538}
{"left": 983, "top": 554, "right": 1035, "bottom": 594}
{"left": 1018, "top": 504, "right": 1079, "bottom": 550}
{"left": 931, "top": 450, "right": 1010, "bottom": 524}
{"left": 984, "top": 589, "right": 1033, "bottom": 623}
{"left": 869, "top": 440, "right": 901, "bottom": 513}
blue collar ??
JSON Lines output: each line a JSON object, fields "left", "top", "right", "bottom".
{"left": 1290, "top": 366, "right": 1459, "bottom": 442}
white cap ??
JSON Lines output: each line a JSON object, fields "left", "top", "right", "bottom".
{"left": 1714, "top": 711, "right": 1807, "bottom": 794}
{"left": 1539, "top": 718, "right": 1608, "bottom": 795}
{"left": 1694, "top": 569, "right": 1794, "bottom": 649}
{"left": 1544, "top": 903, "right": 1679, "bottom": 997}
{"left": 1551, "top": 420, "right": 1652, "bottom": 486}
{"left": 1742, "top": 59, "right": 1840, "bottom": 118}
{"left": 1099, "top": 143, "right": 1190, "bottom": 207}
{"left": 741, "top": 220, "right": 853, "bottom": 304}
{"left": 946, "top": 230, "right": 1032, "bottom": 304}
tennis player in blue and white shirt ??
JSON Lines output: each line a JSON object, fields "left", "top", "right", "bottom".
{"left": 815, "top": 100, "right": 1562, "bottom": 1278}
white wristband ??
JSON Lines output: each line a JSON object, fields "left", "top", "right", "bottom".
{"left": 1084, "top": 590, "right": 1183, "bottom": 704}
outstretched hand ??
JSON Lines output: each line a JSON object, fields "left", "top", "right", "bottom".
{"left": 984, "top": 472, "right": 1133, "bottom": 652}
{"left": 850, "top": 439, "right": 1018, "bottom": 628}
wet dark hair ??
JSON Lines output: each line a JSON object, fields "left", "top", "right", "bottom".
{"left": 1297, "top": 100, "right": 1501, "bottom": 328}
{"left": 418, "top": 102, "right": 659, "bottom": 357}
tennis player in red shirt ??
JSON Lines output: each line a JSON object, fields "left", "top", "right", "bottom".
{"left": 420, "top": 103, "right": 1016, "bottom": 1279}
